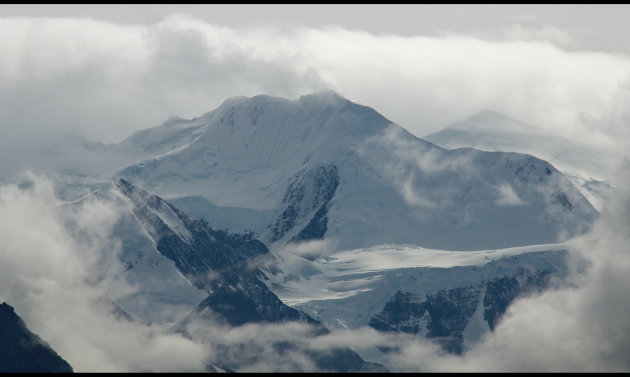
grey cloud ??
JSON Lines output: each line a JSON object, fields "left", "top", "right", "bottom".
{"left": 0, "top": 173, "right": 208, "bottom": 372}
{"left": 2, "top": 168, "right": 629, "bottom": 372}
{"left": 397, "top": 160, "right": 630, "bottom": 372}
{"left": 1, "top": 12, "right": 629, "bottom": 372}
{"left": 2, "top": 14, "right": 629, "bottom": 150}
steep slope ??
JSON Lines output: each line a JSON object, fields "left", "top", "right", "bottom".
{"left": 116, "top": 92, "right": 597, "bottom": 252}
{"left": 114, "top": 179, "right": 387, "bottom": 373}
{"left": 0, "top": 302, "right": 73, "bottom": 373}
{"left": 118, "top": 91, "right": 388, "bottom": 211}
{"left": 270, "top": 243, "right": 570, "bottom": 365}
{"left": 115, "top": 179, "right": 312, "bottom": 325}
{"left": 369, "top": 267, "right": 557, "bottom": 355}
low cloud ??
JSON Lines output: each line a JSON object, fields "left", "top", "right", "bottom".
{"left": 1, "top": 11, "right": 629, "bottom": 373}
{"left": 496, "top": 183, "right": 526, "bottom": 206}
{"left": 282, "top": 238, "right": 336, "bottom": 260}
{"left": 189, "top": 160, "right": 630, "bottom": 372}
{"left": 2, "top": 170, "right": 629, "bottom": 372}
{"left": 0, "top": 173, "right": 207, "bottom": 372}
{"left": 390, "top": 160, "right": 630, "bottom": 372}
{"left": 356, "top": 125, "right": 474, "bottom": 210}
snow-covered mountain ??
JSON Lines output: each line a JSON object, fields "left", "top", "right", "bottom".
{"left": 272, "top": 243, "right": 570, "bottom": 362}
{"left": 4, "top": 91, "right": 602, "bottom": 371}
{"left": 423, "top": 110, "right": 618, "bottom": 211}
{"left": 107, "top": 178, "right": 574, "bottom": 368}
{"left": 114, "top": 92, "right": 597, "bottom": 252}
{"left": 111, "top": 179, "right": 387, "bottom": 372}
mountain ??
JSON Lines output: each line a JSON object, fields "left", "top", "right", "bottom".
{"left": 113, "top": 179, "right": 387, "bottom": 373}
{"left": 115, "top": 92, "right": 597, "bottom": 252}
{"left": 6, "top": 91, "right": 601, "bottom": 371}
{"left": 423, "top": 110, "right": 618, "bottom": 211}
{"left": 368, "top": 265, "right": 560, "bottom": 355}
{"left": 269, "top": 241, "right": 571, "bottom": 363}
{"left": 0, "top": 302, "right": 73, "bottom": 373}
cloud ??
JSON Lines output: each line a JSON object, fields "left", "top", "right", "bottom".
{"left": 184, "top": 159, "right": 630, "bottom": 373}
{"left": 356, "top": 124, "right": 474, "bottom": 210}
{"left": 1, "top": 14, "right": 629, "bottom": 181}
{"left": 1, "top": 12, "right": 630, "bottom": 372}
{"left": 282, "top": 238, "right": 337, "bottom": 260}
{"left": 495, "top": 183, "right": 526, "bottom": 206}
{"left": 3, "top": 170, "right": 629, "bottom": 372}
{"left": 503, "top": 23, "right": 575, "bottom": 46}
{"left": 0, "top": 173, "right": 207, "bottom": 372}
{"left": 386, "top": 160, "right": 630, "bottom": 372}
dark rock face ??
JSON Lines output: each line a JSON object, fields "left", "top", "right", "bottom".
{"left": 425, "top": 286, "right": 484, "bottom": 339}
{"left": 117, "top": 178, "right": 306, "bottom": 326}
{"left": 483, "top": 268, "right": 554, "bottom": 331}
{"left": 0, "top": 302, "right": 73, "bottom": 373}
{"left": 369, "top": 268, "right": 557, "bottom": 355}
{"left": 116, "top": 179, "right": 386, "bottom": 373}
{"left": 369, "top": 291, "right": 428, "bottom": 335}
{"left": 271, "top": 165, "right": 339, "bottom": 243}
{"left": 369, "top": 285, "right": 483, "bottom": 355}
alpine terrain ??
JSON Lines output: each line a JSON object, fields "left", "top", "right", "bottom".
{"left": 3, "top": 91, "right": 600, "bottom": 371}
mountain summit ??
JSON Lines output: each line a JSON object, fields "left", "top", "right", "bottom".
{"left": 116, "top": 91, "right": 596, "bottom": 252}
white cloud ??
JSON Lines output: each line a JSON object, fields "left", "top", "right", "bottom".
{"left": 388, "top": 160, "right": 630, "bottom": 372}
{"left": 503, "top": 23, "right": 576, "bottom": 46}
{"left": 1, "top": 12, "right": 630, "bottom": 373}
{"left": 3, "top": 171, "right": 629, "bottom": 372}
{"left": 1, "top": 14, "right": 629, "bottom": 181}
{"left": 190, "top": 160, "right": 630, "bottom": 372}
{"left": 0, "top": 173, "right": 207, "bottom": 372}
{"left": 496, "top": 183, "right": 526, "bottom": 206}
{"left": 282, "top": 238, "right": 336, "bottom": 260}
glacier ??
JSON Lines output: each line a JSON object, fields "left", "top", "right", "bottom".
{"left": 1, "top": 90, "right": 604, "bottom": 371}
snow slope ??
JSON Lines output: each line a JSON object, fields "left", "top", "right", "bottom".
{"left": 114, "top": 92, "right": 597, "bottom": 252}
{"left": 267, "top": 241, "right": 571, "bottom": 363}
{"left": 423, "top": 110, "right": 618, "bottom": 211}
{"left": 271, "top": 242, "right": 568, "bottom": 309}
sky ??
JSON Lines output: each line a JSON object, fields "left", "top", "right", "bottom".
{"left": 0, "top": 4, "right": 629, "bottom": 151}
{"left": 1, "top": 4, "right": 630, "bottom": 372}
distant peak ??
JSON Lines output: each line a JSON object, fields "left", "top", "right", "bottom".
{"left": 440, "top": 109, "right": 557, "bottom": 138}
{"left": 469, "top": 110, "right": 518, "bottom": 123}
{"left": 218, "top": 95, "right": 250, "bottom": 108}
{"left": 298, "top": 90, "right": 350, "bottom": 106}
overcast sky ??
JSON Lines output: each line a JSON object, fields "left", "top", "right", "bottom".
{"left": 1, "top": 5, "right": 630, "bottom": 372}
{"left": 2, "top": 4, "right": 630, "bottom": 55}
{"left": 1, "top": 4, "right": 628, "bottom": 149}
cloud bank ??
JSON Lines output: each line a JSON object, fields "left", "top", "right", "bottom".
{"left": 0, "top": 174, "right": 207, "bottom": 372}
{"left": 1, "top": 14, "right": 629, "bottom": 179}
{"left": 1, "top": 11, "right": 629, "bottom": 372}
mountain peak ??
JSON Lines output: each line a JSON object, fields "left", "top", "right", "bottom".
{"left": 431, "top": 109, "right": 554, "bottom": 139}
{"left": 469, "top": 109, "right": 517, "bottom": 123}
{"left": 214, "top": 90, "right": 351, "bottom": 113}
{"left": 298, "top": 90, "right": 350, "bottom": 106}
{"left": 464, "top": 110, "right": 534, "bottom": 131}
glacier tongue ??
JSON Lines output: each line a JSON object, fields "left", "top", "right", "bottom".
{"left": 271, "top": 242, "right": 568, "bottom": 308}
{"left": 268, "top": 241, "right": 570, "bottom": 358}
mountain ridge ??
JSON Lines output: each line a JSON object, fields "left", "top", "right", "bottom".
{"left": 113, "top": 91, "right": 597, "bottom": 252}
{"left": 0, "top": 302, "right": 73, "bottom": 373}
